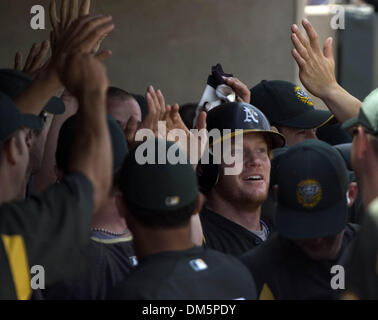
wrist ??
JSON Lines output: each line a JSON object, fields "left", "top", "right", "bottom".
{"left": 78, "top": 89, "right": 107, "bottom": 108}
{"left": 320, "top": 82, "right": 342, "bottom": 102}
{"left": 36, "top": 63, "right": 63, "bottom": 93}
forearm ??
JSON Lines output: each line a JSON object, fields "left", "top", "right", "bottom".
{"left": 68, "top": 91, "right": 112, "bottom": 212}
{"left": 321, "top": 83, "right": 362, "bottom": 123}
{"left": 14, "top": 67, "right": 62, "bottom": 115}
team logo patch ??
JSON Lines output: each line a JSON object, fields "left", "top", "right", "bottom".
{"left": 165, "top": 196, "right": 180, "bottom": 207}
{"left": 296, "top": 179, "right": 322, "bottom": 208}
{"left": 294, "top": 86, "right": 314, "bottom": 106}
{"left": 243, "top": 106, "right": 259, "bottom": 123}
{"left": 189, "top": 259, "right": 208, "bottom": 272}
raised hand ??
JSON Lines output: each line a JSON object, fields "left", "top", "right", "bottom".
{"left": 290, "top": 18, "right": 361, "bottom": 122}
{"left": 46, "top": 14, "right": 114, "bottom": 91}
{"left": 14, "top": 5, "right": 114, "bottom": 117}
{"left": 124, "top": 86, "right": 167, "bottom": 149}
{"left": 50, "top": 0, "right": 91, "bottom": 51}
{"left": 165, "top": 104, "right": 207, "bottom": 166}
{"left": 223, "top": 76, "right": 251, "bottom": 103}
{"left": 50, "top": 0, "right": 108, "bottom": 58}
{"left": 291, "top": 19, "right": 336, "bottom": 100}
{"left": 14, "top": 41, "right": 51, "bottom": 79}
{"left": 56, "top": 52, "right": 108, "bottom": 100}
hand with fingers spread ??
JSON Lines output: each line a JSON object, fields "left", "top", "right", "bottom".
{"left": 165, "top": 104, "right": 208, "bottom": 167}
{"left": 223, "top": 76, "right": 251, "bottom": 103}
{"left": 291, "top": 18, "right": 361, "bottom": 122}
{"left": 14, "top": 40, "right": 51, "bottom": 79}
{"left": 15, "top": 13, "right": 114, "bottom": 116}
{"left": 124, "top": 86, "right": 166, "bottom": 149}
{"left": 48, "top": 14, "right": 114, "bottom": 86}
{"left": 291, "top": 19, "right": 337, "bottom": 100}
{"left": 49, "top": 0, "right": 91, "bottom": 51}
{"left": 50, "top": 0, "right": 108, "bottom": 57}
{"left": 57, "top": 52, "right": 108, "bottom": 100}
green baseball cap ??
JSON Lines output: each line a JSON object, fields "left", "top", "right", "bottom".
{"left": 118, "top": 138, "right": 198, "bottom": 211}
{"left": 0, "top": 92, "right": 42, "bottom": 143}
{"left": 342, "top": 88, "right": 378, "bottom": 134}
{"left": 275, "top": 139, "right": 349, "bottom": 239}
{"left": 0, "top": 69, "right": 65, "bottom": 115}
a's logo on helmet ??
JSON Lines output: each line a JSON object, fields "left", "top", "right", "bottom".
{"left": 296, "top": 179, "right": 322, "bottom": 209}
{"left": 294, "top": 86, "right": 313, "bottom": 106}
{"left": 243, "top": 106, "right": 259, "bottom": 123}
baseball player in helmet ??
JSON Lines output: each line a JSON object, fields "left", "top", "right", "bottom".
{"left": 197, "top": 101, "right": 285, "bottom": 256}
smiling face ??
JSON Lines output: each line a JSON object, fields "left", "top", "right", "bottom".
{"left": 213, "top": 132, "right": 271, "bottom": 207}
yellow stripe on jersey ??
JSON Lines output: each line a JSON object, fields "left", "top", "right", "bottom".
{"left": 90, "top": 235, "right": 133, "bottom": 244}
{"left": 259, "top": 283, "right": 275, "bottom": 300}
{"left": 2, "top": 235, "right": 31, "bottom": 300}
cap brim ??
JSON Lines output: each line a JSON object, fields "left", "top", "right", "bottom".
{"left": 212, "top": 129, "right": 286, "bottom": 149}
{"left": 341, "top": 117, "right": 358, "bottom": 131}
{"left": 277, "top": 109, "right": 334, "bottom": 129}
{"left": 21, "top": 114, "right": 43, "bottom": 130}
{"left": 44, "top": 96, "right": 65, "bottom": 115}
{"left": 276, "top": 200, "right": 348, "bottom": 239}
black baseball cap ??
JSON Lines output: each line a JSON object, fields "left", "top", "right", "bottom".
{"left": 118, "top": 138, "right": 198, "bottom": 211}
{"left": 56, "top": 114, "right": 128, "bottom": 174}
{"left": 0, "top": 92, "right": 42, "bottom": 143}
{"left": 250, "top": 80, "right": 334, "bottom": 129}
{"left": 206, "top": 101, "right": 286, "bottom": 148}
{"left": 342, "top": 88, "right": 378, "bottom": 134}
{"left": 275, "top": 139, "right": 349, "bottom": 239}
{"left": 0, "top": 69, "right": 65, "bottom": 115}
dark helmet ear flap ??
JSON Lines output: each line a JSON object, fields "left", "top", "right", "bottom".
{"left": 196, "top": 152, "right": 219, "bottom": 195}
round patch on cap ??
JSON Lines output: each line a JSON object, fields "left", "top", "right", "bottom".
{"left": 296, "top": 179, "right": 322, "bottom": 209}
{"left": 294, "top": 86, "right": 313, "bottom": 106}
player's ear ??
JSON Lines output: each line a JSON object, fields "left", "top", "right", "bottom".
{"left": 4, "top": 136, "right": 19, "bottom": 165}
{"left": 347, "top": 182, "right": 358, "bottom": 208}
